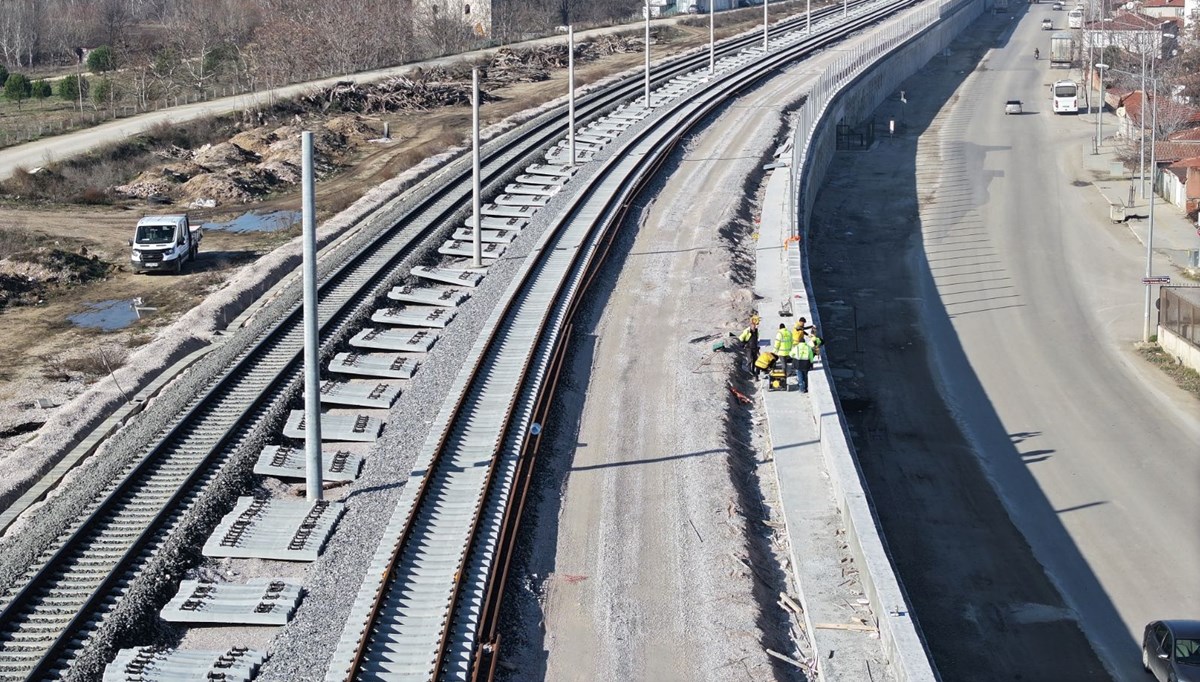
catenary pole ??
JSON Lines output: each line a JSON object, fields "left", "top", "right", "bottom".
{"left": 569, "top": 26, "right": 576, "bottom": 165}
{"left": 700, "top": 1, "right": 710, "bottom": 76}
{"left": 472, "top": 67, "right": 482, "bottom": 268}
{"left": 807, "top": 0, "right": 812, "bottom": 34}
{"left": 764, "top": 0, "right": 769, "bottom": 51}
{"left": 301, "top": 131, "right": 322, "bottom": 502}
{"left": 645, "top": 0, "right": 652, "bottom": 107}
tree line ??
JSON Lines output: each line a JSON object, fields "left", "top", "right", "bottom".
{"left": 0, "top": 0, "right": 645, "bottom": 112}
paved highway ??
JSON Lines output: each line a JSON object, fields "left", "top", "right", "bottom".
{"left": 813, "top": 6, "right": 1198, "bottom": 680}
{"left": 938, "top": 7, "right": 1200, "bottom": 676}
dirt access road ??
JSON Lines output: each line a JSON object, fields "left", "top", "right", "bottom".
{"left": 497, "top": 55, "right": 825, "bottom": 682}
{"left": 0, "top": 16, "right": 782, "bottom": 454}
{"left": 809, "top": 8, "right": 1197, "bottom": 682}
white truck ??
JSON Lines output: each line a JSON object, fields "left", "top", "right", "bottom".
{"left": 1049, "top": 32, "right": 1075, "bottom": 67}
{"left": 129, "top": 214, "right": 203, "bottom": 274}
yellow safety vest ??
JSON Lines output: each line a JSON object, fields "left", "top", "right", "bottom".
{"left": 774, "top": 329, "right": 793, "bottom": 354}
{"left": 790, "top": 342, "right": 814, "bottom": 361}
{"left": 738, "top": 327, "right": 755, "bottom": 342}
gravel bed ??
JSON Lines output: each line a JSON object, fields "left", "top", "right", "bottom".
{"left": 253, "top": 76, "right": 675, "bottom": 682}
{"left": 0, "top": 25, "right": 781, "bottom": 680}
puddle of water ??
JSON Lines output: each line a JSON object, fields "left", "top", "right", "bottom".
{"left": 201, "top": 210, "right": 302, "bottom": 233}
{"left": 69, "top": 299, "right": 147, "bottom": 331}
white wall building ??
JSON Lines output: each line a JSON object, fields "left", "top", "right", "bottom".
{"left": 418, "top": 0, "right": 493, "bottom": 37}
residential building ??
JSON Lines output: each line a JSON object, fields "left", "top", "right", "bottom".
{"left": 1082, "top": 11, "right": 1172, "bottom": 55}
{"left": 420, "top": 0, "right": 493, "bottom": 37}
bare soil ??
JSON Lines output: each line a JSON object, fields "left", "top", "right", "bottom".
{"left": 0, "top": 16, "right": 797, "bottom": 454}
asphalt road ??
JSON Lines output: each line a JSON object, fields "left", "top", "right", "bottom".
{"left": 810, "top": 7, "right": 1199, "bottom": 681}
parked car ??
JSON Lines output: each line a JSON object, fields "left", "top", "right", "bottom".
{"left": 1042, "top": 18, "right": 1054, "bottom": 29}
{"left": 1143, "top": 620, "right": 1200, "bottom": 682}
{"left": 1005, "top": 100, "right": 1023, "bottom": 115}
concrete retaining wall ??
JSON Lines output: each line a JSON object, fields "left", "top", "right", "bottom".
{"left": 781, "top": 0, "right": 988, "bottom": 679}
{"left": 1160, "top": 326, "right": 1200, "bottom": 372}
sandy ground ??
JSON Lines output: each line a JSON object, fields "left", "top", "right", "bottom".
{"left": 499, "top": 67, "right": 815, "bottom": 681}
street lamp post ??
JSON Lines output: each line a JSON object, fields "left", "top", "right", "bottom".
{"left": 1111, "top": 64, "right": 1161, "bottom": 342}
{"left": 1094, "top": 62, "right": 1108, "bottom": 150}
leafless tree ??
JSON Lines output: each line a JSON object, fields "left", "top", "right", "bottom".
{"left": 0, "top": 0, "right": 44, "bottom": 67}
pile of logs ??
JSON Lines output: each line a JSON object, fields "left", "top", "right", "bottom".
{"left": 300, "top": 77, "right": 493, "bottom": 114}
{"left": 577, "top": 33, "right": 646, "bottom": 61}
{"left": 485, "top": 46, "right": 569, "bottom": 85}
{"left": 294, "top": 32, "right": 654, "bottom": 114}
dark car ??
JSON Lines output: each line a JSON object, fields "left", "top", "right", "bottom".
{"left": 1144, "top": 620, "right": 1200, "bottom": 682}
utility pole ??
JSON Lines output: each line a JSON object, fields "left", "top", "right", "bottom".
{"left": 700, "top": 0, "right": 710, "bottom": 76}
{"left": 645, "top": 0, "right": 652, "bottom": 108}
{"left": 301, "top": 131, "right": 322, "bottom": 503}
{"left": 764, "top": 0, "right": 769, "bottom": 51}
{"left": 568, "top": 26, "right": 576, "bottom": 165}
{"left": 1143, "top": 62, "right": 1159, "bottom": 343}
{"left": 471, "top": 68, "right": 482, "bottom": 268}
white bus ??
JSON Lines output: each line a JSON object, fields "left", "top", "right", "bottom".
{"left": 1052, "top": 80, "right": 1080, "bottom": 113}
{"left": 1067, "top": 7, "right": 1084, "bottom": 28}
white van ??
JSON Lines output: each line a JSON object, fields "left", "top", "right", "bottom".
{"left": 1067, "top": 7, "right": 1084, "bottom": 28}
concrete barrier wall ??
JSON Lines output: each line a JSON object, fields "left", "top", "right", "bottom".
{"left": 1160, "top": 327, "right": 1200, "bottom": 373}
{"left": 781, "top": 1, "right": 987, "bottom": 679}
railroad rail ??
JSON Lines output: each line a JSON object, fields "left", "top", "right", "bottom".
{"left": 0, "top": 6, "right": 868, "bottom": 680}
{"left": 327, "top": 1, "right": 920, "bottom": 679}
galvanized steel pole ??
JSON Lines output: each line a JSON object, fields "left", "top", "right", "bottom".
{"left": 709, "top": 0, "right": 715, "bottom": 76}
{"left": 301, "top": 131, "right": 323, "bottom": 503}
{"left": 645, "top": 0, "right": 652, "bottom": 107}
{"left": 569, "top": 26, "right": 577, "bottom": 165}
{"left": 807, "top": 0, "right": 812, "bottom": 34}
{"left": 1139, "top": 46, "right": 1147, "bottom": 198}
{"left": 472, "top": 67, "right": 482, "bottom": 268}
{"left": 1095, "top": 63, "right": 1107, "bottom": 150}
{"left": 1143, "top": 67, "right": 1158, "bottom": 343}
{"left": 763, "top": 0, "right": 769, "bottom": 51}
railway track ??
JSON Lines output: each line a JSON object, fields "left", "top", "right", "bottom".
{"left": 326, "top": 1, "right": 925, "bottom": 679}
{"left": 0, "top": 6, "right": 873, "bottom": 680}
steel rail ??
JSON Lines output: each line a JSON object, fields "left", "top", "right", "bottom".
{"left": 333, "top": 2, "right": 919, "bottom": 679}
{"left": 0, "top": 8, "right": 860, "bottom": 680}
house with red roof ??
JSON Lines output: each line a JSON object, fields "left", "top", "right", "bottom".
{"left": 1083, "top": 11, "right": 1174, "bottom": 54}
{"left": 1160, "top": 156, "right": 1200, "bottom": 215}
{"left": 1138, "top": 0, "right": 1187, "bottom": 20}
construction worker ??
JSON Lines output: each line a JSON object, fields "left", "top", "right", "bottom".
{"left": 773, "top": 323, "right": 794, "bottom": 378}
{"left": 795, "top": 329, "right": 823, "bottom": 393}
{"left": 738, "top": 316, "right": 760, "bottom": 376}
{"left": 791, "top": 317, "right": 810, "bottom": 346}
{"left": 791, "top": 335, "right": 816, "bottom": 393}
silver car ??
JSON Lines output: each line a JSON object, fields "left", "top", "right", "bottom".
{"left": 1143, "top": 620, "right": 1200, "bottom": 682}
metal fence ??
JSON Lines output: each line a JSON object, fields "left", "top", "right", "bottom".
{"left": 1160, "top": 286, "right": 1200, "bottom": 349}
{"left": 789, "top": 0, "right": 982, "bottom": 237}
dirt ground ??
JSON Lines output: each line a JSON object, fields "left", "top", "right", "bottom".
{"left": 498, "top": 60, "right": 811, "bottom": 682}
{"left": 805, "top": 14, "right": 1112, "bottom": 682}
{"left": 0, "top": 17, "right": 787, "bottom": 454}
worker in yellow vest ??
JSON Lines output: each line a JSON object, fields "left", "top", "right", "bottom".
{"left": 792, "top": 317, "right": 811, "bottom": 346}
{"left": 790, "top": 336, "right": 815, "bottom": 393}
{"left": 738, "top": 316, "right": 760, "bottom": 376}
{"left": 794, "top": 329, "right": 823, "bottom": 393}
{"left": 773, "top": 323, "right": 794, "bottom": 379}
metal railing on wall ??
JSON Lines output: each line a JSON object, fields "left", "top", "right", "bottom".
{"left": 789, "top": 0, "right": 980, "bottom": 236}
{"left": 1160, "top": 286, "right": 1200, "bottom": 349}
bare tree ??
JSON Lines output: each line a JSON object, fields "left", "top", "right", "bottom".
{"left": 94, "top": 0, "right": 133, "bottom": 48}
{"left": 0, "top": 0, "right": 43, "bottom": 67}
